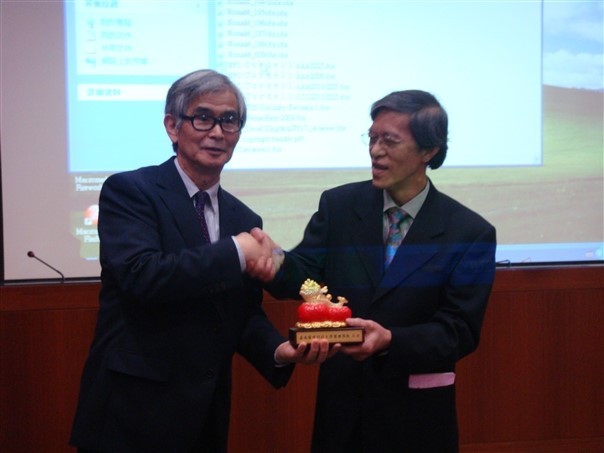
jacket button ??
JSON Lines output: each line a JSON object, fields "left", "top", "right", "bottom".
{"left": 205, "top": 369, "right": 215, "bottom": 378}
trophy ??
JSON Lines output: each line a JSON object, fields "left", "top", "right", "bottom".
{"left": 289, "top": 279, "right": 364, "bottom": 346}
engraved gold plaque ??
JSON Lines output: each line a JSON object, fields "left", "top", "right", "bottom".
{"left": 289, "top": 326, "right": 365, "bottom": 346}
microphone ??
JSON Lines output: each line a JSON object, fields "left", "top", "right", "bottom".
{"left": 27, "top": 251, "right": 65, "bottom": 283}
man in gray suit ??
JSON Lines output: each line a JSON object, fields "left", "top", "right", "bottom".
{"left": 251, "top": 90, "right": 497, "bottom": 452}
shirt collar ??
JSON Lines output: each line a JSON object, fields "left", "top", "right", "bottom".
{"left": 383, "top": 179, "right": 430, "bottom": 219}
{"left": 173, "top": 158, "right": 219, "bottom": 212}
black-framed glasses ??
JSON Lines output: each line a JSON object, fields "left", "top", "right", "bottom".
{"left": 180, "top": 113, "right": 243, "bottom": 133}
{"left": 361, "top": 132, "right": 403, "bottom": 148}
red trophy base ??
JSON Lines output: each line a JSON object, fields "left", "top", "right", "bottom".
{"left": 289, "top": 326, "right": 364, "bottom": 346}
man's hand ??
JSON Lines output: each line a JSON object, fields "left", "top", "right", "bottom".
{"left": 339, "top": 318, "right": 392, "bottom": 361}
{"left": 275, "top": 339, "right": 340, "bottom": 365}
{"left": 234, "top": 230, "right": 274, "bottom": 263}
{"left": 245, "top": 228, "right": 284, "bottom": 282}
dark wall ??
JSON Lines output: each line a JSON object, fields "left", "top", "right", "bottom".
{"left": 1, "top": 266, "right": 603, "bottom": 452}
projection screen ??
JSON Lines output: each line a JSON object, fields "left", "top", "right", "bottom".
{"left": 1, "top": 0, "right": 602, "bottom": 281}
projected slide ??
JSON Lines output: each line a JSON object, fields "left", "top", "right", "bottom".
{"left": 2, "top": 0, "right": 601, "bottom": 281}
{"left": 65, "top": 0, "right": 542, "bottom": 172}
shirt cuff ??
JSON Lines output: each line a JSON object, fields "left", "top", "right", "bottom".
{"left": 231, "top": 236, "right": 246, "bottom": 272}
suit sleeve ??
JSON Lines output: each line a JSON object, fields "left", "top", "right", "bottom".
{"left": 265, "top": 191, "right": 332, "bottom": 299}
{"left": 98, "top": 172, "right": 245, "bottom": 306}
{"left": 236, "top": 294, "right": 295, "bottom": 388}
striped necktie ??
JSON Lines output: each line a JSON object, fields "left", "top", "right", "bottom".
{"left": 194, "top": 191, "right": 211, "bottom": 243}
{"left": 384, "top": 207, "right": 406, "bottom": 267}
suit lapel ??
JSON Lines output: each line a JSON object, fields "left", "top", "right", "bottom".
{"left": 217, "top": 188, "right": 245, "bottom": 238}
{"left": 373, "top": 183, "right": 445, "bottom": 301}
{"left": 351, "top": 184, "right": 385, "bottom": 288}
{"left": 155, "top": 158, "right": 206, "bottom": 247}
{"left": 155, "top": 159, "right": 232, "bottom": 321}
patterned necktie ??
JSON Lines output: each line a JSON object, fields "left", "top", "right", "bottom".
{"left": 193, "top": 191, "right": 211, "bottom": 243}
{"left": 384, "top": 207, "right": 406, "bottom": 267}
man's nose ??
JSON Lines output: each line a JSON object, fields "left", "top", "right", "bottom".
{"left": 207, "top": 121, "right": 225, "bottom": 137}
{"left": 369, "top": 140, "right": 386, "bottom": 156}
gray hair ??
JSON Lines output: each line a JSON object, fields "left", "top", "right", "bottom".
{"left": 165, "top": 69, "right": 247, "bottom": 130}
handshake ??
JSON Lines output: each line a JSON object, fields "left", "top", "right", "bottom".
{"left": 235, "top": 227, "right": 284, "bottom": 282}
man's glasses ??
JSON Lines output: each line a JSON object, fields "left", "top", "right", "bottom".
{"left": 361, "top": 132, "right": 403, "bottom": 148}
{"left": 180, "top": 113, "right": 243, "bottom": 133}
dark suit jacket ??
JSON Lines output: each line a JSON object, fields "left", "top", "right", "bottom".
{"left": 70, "top": 157, "right": 293, "bottom": 452}
{"left": 267, "top": 180, "right": 496, "bottom": 453}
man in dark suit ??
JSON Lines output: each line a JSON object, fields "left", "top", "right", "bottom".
{"left": 70, "top": 69, "right": 330, "bottom": 453}
{"left": 251, "top": 90, "right": 497, "bottom": 452}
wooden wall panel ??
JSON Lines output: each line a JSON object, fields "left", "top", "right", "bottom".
{"left": 0, "top": 283, "right": 98, "bottom": 453}
{"left": 456, "top": 286, "right": 604, "bottom": 444}
{"left": 1, "top": 266, "right": 603, "bottom": 452}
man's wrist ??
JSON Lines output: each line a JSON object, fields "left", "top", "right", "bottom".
{"left": 272, "top": 247, "right": 285, "bottom": 273}
{"left": 274, "top": 348, "right": 289, "bottom": 367}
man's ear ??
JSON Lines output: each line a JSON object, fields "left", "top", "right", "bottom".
{"left": 164, "top": 114, "right": 179, "bottom": 144}
{"left": 421, "top": 147, "right": 439, "bottom": 164}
